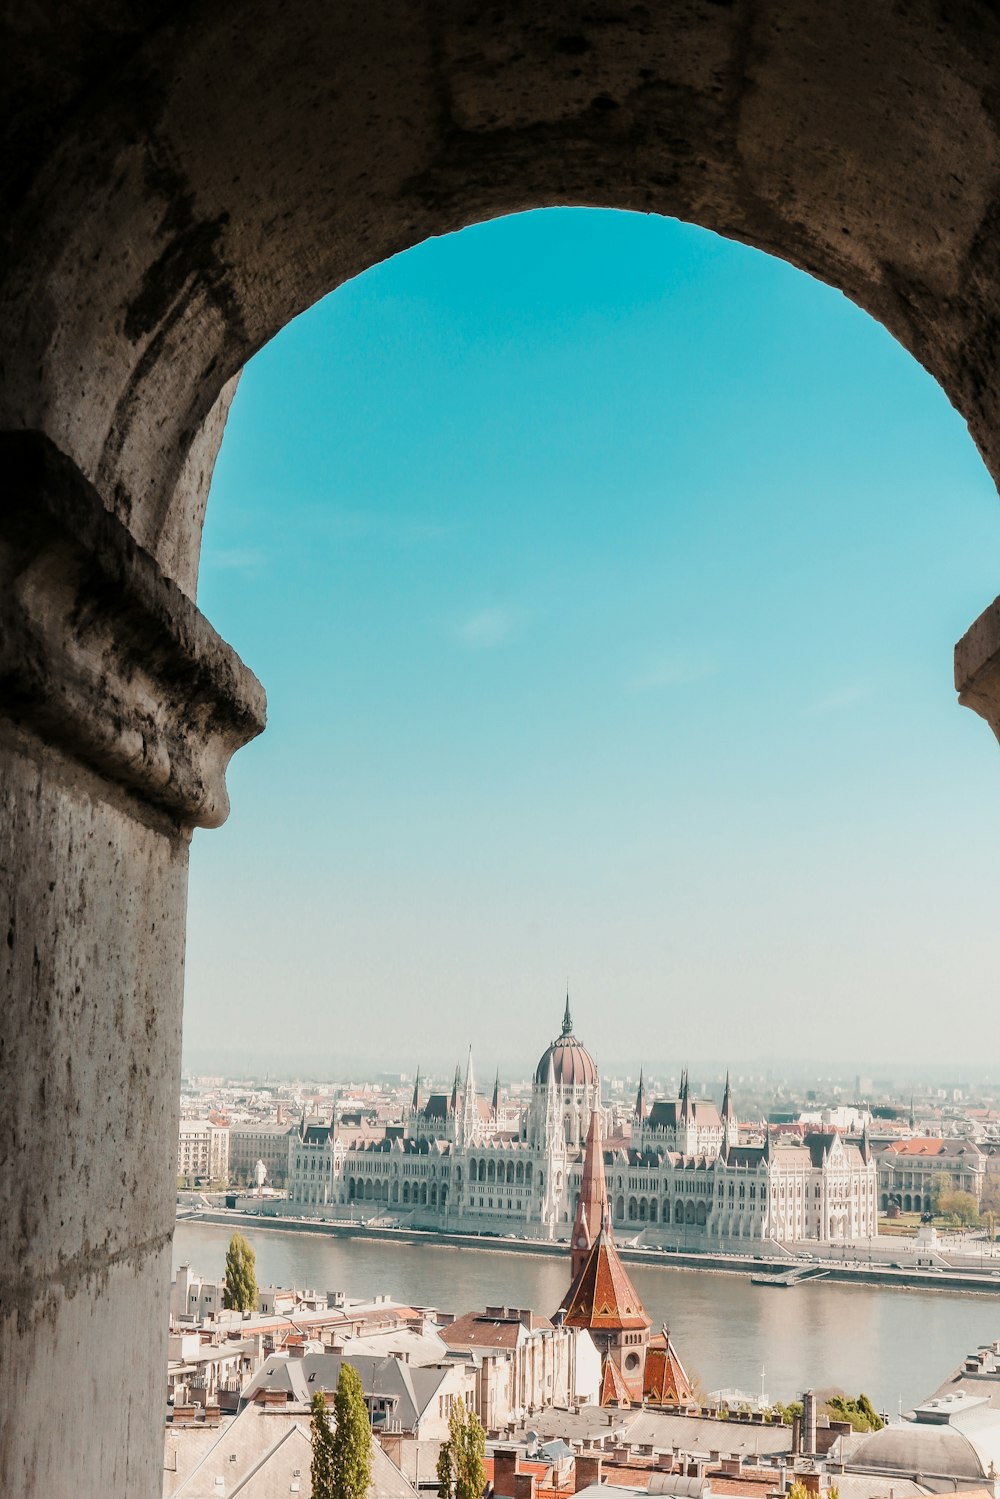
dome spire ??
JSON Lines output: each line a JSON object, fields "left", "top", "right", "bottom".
{"left": 562, "top": 985, "right": 573, "bottom": 1036}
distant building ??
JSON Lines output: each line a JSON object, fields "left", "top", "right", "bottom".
{"left": 440, "top": 1306, "right": 601, "bottom": 1426}
{"left": 176, "top": 1118, "right": 229, "bottom": 1185}
{"left": 230, "top": 1121, "right": 294, "bottom": 1187}
{"left": 279, "top": 998, "right": 877, "bottom": 1246}
{"left": 877, "top": 1137, "right": 986, "bottom": 1211}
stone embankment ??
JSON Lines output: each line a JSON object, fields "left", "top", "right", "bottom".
{"left": 184, "top": 1210, "right": 1000, "bottom": 1296}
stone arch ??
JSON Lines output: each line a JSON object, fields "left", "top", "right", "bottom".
{"left": 430, "top": 1183, "right": 438, "bottom": 1206}
{"left": 506, "top": 1161, "right": 515, "bottom": 1184}
{"left": 364, "top": 1180, "right": 373, "bottom": 1202}
{"left": 628, "top": 1197, "right": 638, "bottom": 1221}
{"left": 402, "top": 1181, "right": 410, "bottom": 1204}
{"left": 685, "top": 1201, "right": 697, "bottom": 1225}
{"left": 696, "top": 1202, "right": 707, "bottom": 1227}
{"left": 639, "top": 1197, "right": 648, "bottom": 1222}
{"left": 674, "top": 1202, "right": 684, "bottom": 1225}
{"left": 487, "top": 1160, "right": 496, "bottom": 1184}
{"left": 525, "top": 1164, "right": 533, "bottom": 1186}
{"left": 615, "top": 1195, "right": 625, "bottom": 1221}
{"left": 516, "top": 1162, "right": 524, "bottom": 1184}
{"left": 649, "top": 1199, "right": 658, "bottom": 1223}
{"left": 390, "top": 1181, "right": 399, "bottom": 1204}
{"left": 904, "top": 1194, "right": 913, "bottom": 1212}
{"left": 11, "top": 11, "right": 1000, "bottom": 1496}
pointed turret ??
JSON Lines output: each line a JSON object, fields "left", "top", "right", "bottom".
{"left": 633, "top": 1069, "right": 646, "bottom": 1125}
{"left": 570, "top": 1109, "right": 610, "bottom": 1279}
{"left": 860, "top": 1119, "right": 872, "bottom": 1165}
{"left": 411, "top": 1067, "right": 422, "bottom": 1114}
{"left": 461, "top": 1047, "right": 478, "bottom": 1141}
{"left": 449, "top": 1065, "right": 461, "bottom": 1115}
{"left": 644, "top": 1326, "right": 697, "bottom": 1410}
{"left": 721, "top": 1070, "right": 738, "bottom": 1147}
{"left": 679, "top": 1069, "right": 692, "bottom": 1122}
{"left": 562, "top": 987, "right": 573, "bottom": 1037}
{"left": 559, "top": 1226, "right": 652, "bottom": 1402}
{"left": 492, "top": 1069, "right": 501, "bottom": 1117}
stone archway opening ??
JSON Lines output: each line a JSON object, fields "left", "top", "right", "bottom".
{"left": 9, "top": 8, "right": 1000, "bottom": 1496}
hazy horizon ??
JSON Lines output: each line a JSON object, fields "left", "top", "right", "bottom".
{"left": 184, "top": 208, "right": 1000, "bottom": 1075}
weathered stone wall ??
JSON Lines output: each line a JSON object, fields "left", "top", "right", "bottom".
{"left": 0, "top": 722, "right": 186, "bottom": 1493}
{"left": 5, "top": 5, "right": 1000, "bottom": 1495}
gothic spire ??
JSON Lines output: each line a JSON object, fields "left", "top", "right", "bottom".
{"left": 492, "top": 1068, "right": 501, "bottom": 1117}
{"left": 449, "top": 1064, "right": 461, "bottom": 1115}
{"left": 721, "top": 1070, "right": 735, "bottom": 1121}
{"left": 562, "top": 986, "right": 573, "bottom": 1037}
{"left": 633, "top": 1068, "right": 646, "bottom": 1124}
{"left": 569, "top": 1108, "right": 611, "bottom": 1280}
{"left": 411, "top": 1067, "right": 422, "bottom": 1113}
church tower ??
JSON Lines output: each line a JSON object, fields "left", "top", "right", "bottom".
{"left": 570, "top": 1109, "right": 610, "bottom": 1280}
{"left": 721, "top": 1071, "right": 738, "bottom": 1149}
{"left": 558, "top": 1112, "right": 651, "bottom": 1403}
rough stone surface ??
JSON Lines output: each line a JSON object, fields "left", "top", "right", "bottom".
{"left": 0, "top": 431, "right": 266, "bottom": 828}
{"left": 956, "top": 595, "right": 1000, "bottom": 745}
{"left": 3, "top": 5, "right": 1000, "bottom": 588}
{"left": 0, "top": 720, "right": 187, "bottom": 1493}
{"left": 5, "top": 6, "right": 1000, "bottom": 1497}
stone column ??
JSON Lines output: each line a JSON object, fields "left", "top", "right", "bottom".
{"left": 0, "top": 433, "right": 265, "bottom": 1495}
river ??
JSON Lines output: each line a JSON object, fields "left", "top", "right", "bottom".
{"left": 174, "top": 1221, "right": 998, "bottom": 1411}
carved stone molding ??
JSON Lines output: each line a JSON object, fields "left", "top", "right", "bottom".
{"left": 0, "top": 431, "right": 266, "bottom": 828}
{"left": 956, "top": 595, "right": 1000, "bottom": 748}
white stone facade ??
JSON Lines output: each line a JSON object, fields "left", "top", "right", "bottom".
{"left": 285, "top": 1007, "right": 878, "bottom": 1245}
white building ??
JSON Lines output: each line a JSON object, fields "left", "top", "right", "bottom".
{"left": 176, "top": 1118, "right": 230, "bottom": 1185}
{"left": 284, "top": 998, "right": 878, "bottom": 1246}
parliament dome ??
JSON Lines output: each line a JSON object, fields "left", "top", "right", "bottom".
{"left": 535, "top": 998, "right": 599, "bottom": 1088}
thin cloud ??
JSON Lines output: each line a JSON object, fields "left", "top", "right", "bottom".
{"left": 202, "top": 546, "right": 269, "bottom": 574}
{"left": 627, "top": 651, "right": 718, "bottom": 692}
{"left": 456, "top": 607, "right": 517, "bottom": 649}
{"left": 804, "top": 683, "right": 869, "bottom": 715}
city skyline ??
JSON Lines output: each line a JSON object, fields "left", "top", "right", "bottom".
{"left": 185, "top": 207, "right": 1000, "bottom": 1073}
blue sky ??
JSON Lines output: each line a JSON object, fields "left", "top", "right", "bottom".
{"left": 184, "top": 208, "right": 1000, "bottom": 1079}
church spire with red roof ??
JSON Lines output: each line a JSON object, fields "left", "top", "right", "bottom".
{"left": 570, "top": 1108, "right": 610, "bottom": 1279}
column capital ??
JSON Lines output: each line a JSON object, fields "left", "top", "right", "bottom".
{"left": 0, "top": 431, "right": 265, "bottom": 828}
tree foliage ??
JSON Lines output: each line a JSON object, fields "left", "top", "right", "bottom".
{"left": 222, "top": 1231, "right": 258, "bottom": 1312}
{"left": 771, "top": 1401, "right": 803, "bottom": 1426}
{"left": 936, "top": 1189, "right": 980, "bottom": 1226}
{"left": 311, "top": 1390, "right": 337, "bottom": 1499}
{"left": 825, "top": 1393, "right": 883, "bottom": 1432}
{"left": 437, "top": 1398, "right": 486, "bottom": 1499}
{"left": 331, "top": 1363, "right": 372, "bottom": 1499}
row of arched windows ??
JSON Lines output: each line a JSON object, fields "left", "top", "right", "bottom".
{"left": 467, "top": 1158, "right": 532, "bottom": 1185}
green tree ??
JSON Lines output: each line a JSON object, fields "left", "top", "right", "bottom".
{"left": 437, "top": 1399, "right": 487, "bottom": 1499}
{"left": 980, "top": 1177, "right": 1000, "bottom": 1217}
{"left": 437, "top": 1440, "right": 454, "bottom": 1499}
{"left": 223, "top": 1231, "right": 258, "bottom": 1312}
{"left": 937, "top": 1189, "right": 980, "bottom": 1227}
{"left": 929, "top": 1171, "right": 953, "bottom": 1214}
{"left": 825, "top": 1393, "right": 883, "bottom": 1432}
{"left": 331, "top": 1364, "right": 372, "bottom": 1499}
{"left": 311, "top": 1390, "right": 337, "bottom": 1499}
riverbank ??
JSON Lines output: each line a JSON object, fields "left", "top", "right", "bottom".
{"left": 182, "top": 1209, "right": 1000, "bottom": 1296}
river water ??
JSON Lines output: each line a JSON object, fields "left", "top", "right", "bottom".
{"left": 174, "top": 1222, "right": 999, "bottom": 1411}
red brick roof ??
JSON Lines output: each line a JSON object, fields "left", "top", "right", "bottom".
{"left": 560, "top": 1232, "right": 651, "bottom": 1333}
{"left": 644, "top": 1332, "right": 696, "bottom": 1408}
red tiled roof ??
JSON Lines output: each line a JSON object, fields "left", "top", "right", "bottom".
{"left": 644, "top": 1332, "right": 696, "bottom": 1408}
{"left": 560, "top": 1232, "right": 651, "bottom": 1333}
{"left": 600, "top": 1358, "right": 633, "bottom": 1407}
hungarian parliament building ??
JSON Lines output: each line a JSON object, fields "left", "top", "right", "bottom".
{"left": 285, "top": 1000, "right": 878, "bottom": 1246}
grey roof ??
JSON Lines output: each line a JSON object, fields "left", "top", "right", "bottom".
{"left": 847, "top": 1401, "right": 1000, "bottom": 1482}
{"left": 241, "top": 1352, "right": 452, "bottom": 1433}
{"left": 625, "top": 1410, "right": 793, "bottom": 1459}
